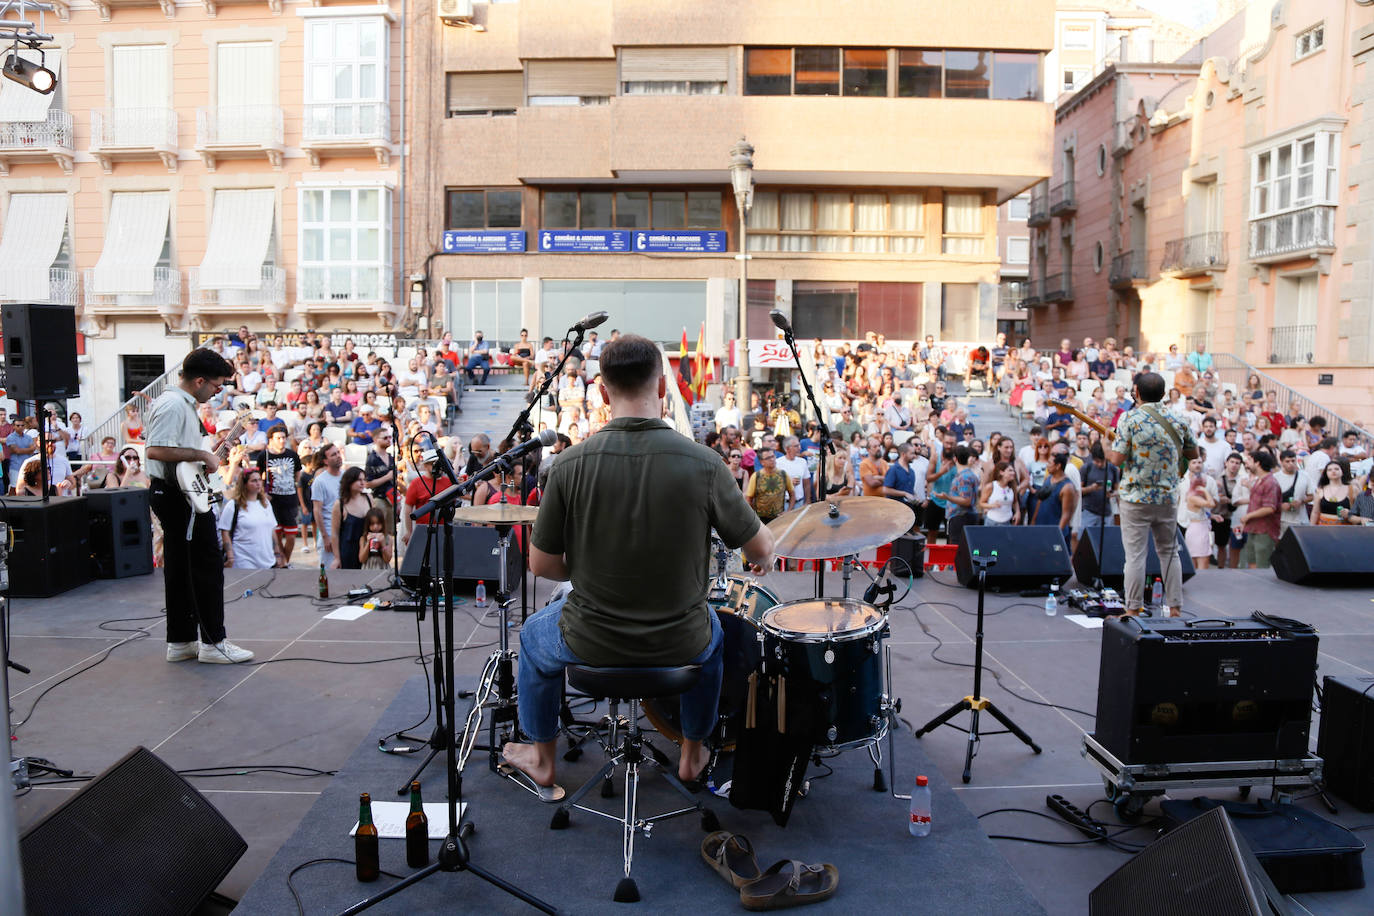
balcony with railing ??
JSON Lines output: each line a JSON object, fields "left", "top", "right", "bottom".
{"left": 90, "top": 108, "right": 178, "bottom": 172}
{"left": 195, "top": 106, "right": 285, "bottom": 170}
{"left": 189, "top": 266, "right": 288, "bottom": 318}
{"left": 0, "top": 110, "right": 75, "bottom": 173}
{"left": 1181, "top": 331, "right": 1211, "bottom": 355}
{"left": 1020, "top": 277, "right": 1044, "bottom": 308}
{"left": 1268, "top": 324, "right": 1316, "bottom": 365}
{"left": 301, "top": 101, "right": 391, "bottom": 167}
{"left": 1108, "top": 249, "right": 1147, "bottom": 288}
{"left": 1249, "top": 205, "right": 1336, "bottom": 264}
{"left": 1048, "top": 178, "right": 1076, "bottom": 217}
{"left": 296, "top": 264, "right": 400, "bottom": 327}
{"left": 83, "top": 267, "right": 183, "bottom": 326}
{"left": 1027, "top": 182, "right": 1050, "bottom": 227}
{"left": 1160, "top": 232, "right": 1227, "bottom": 276}
{"left": 1043, "top": 270, "right": 1072, "bottom": 303}
{"left": 0, "top": 268, "right": 79, "bottom": 306}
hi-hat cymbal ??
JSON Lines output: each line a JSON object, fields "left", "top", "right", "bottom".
{"left": 767, "top": 496, "right": 915, "bottom": 560}
{"left": 452, "top": 503, "right": 540, "bottom": 525}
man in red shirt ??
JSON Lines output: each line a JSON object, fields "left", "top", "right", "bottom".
{"left": 1236, "top": 450, "right": 1281, "bottom": 568}
{"left": 403, "top": 442, "right": 456, "bottom": 544}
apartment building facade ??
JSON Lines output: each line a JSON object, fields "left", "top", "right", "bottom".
{"left": 0, "top": 0, "right": 403, "bottom": 422}
{"left": 406, "top": 0, "right": 1054, "bottom": 366}
{"left": 1026, "top": 0, "right": 1374, "bottom": 421}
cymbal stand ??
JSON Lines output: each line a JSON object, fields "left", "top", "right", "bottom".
{"left": 772, "top": 323, "right": 835, "bottom": 598}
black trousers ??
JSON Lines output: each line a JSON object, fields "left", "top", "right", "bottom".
{"left": 150, "top": 479, "right": 226, "bottom": 644}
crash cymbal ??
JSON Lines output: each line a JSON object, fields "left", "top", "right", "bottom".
{"left": 767, "top": 496, "right": 915, "bottom": 560}
{"left": 451, "top": 503, "right": 540, "bottom": 525}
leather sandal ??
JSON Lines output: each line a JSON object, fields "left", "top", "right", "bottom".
{"left": 739, "top": 860, "right": 839, "bottom": 910}
{"left": 701, "top": 831, "right": 762, "bottom": 889}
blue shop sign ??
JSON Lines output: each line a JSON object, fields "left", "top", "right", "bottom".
{"left": 442, "top": 230, "right": 526, "bottom": 253}
{"left": 633, "top": 231, "right": 727, "bottom": 253}
{"left": 538, "top": 230, "right": 631, "bottom": 253}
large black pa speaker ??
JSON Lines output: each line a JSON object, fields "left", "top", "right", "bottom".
{"left": 2, "top": 495, "right": 91, "bottom": 597}
{"left": 87, "top": 487, "right": 154, "bottom": 579}
{"left": 400, "top": 522, "right": 523, "bottom": 590}
{"left": 2, "top": 302, "right": 80, "bottom": 400}
{"left": 1317, "top": 675, "right": 1374, "bottom": 811}
{"left": 1271, "top": 526, "right": 1374, "bottom": 587}
{"left": 1089, "top": 806, "right": 1288, "bottom": 916}
{"left": 1093, "top": 615, "right": 1318, "bottom": 765}
{"left": 20, "top": 746, "right": 247, "bottom": 916}
{"left": 954, "top": 525, "right": 1073, "bottom": 590}
{"left": 1072, "top": 525, "right": 1194, "bottom": 591}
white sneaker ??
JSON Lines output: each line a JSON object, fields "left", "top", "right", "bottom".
{"left": 166, "top": 641, "right": 200, "bottom": 662}
{"left": 198, "top": 639, "right": 255, "bottom": 664}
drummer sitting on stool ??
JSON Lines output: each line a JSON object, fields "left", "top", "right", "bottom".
{"left": 503, "top": 334, "right": 776, "bottom": 795}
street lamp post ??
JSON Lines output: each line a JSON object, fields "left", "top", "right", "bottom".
{"left": 729, "top": 137, "right": 755, "bottom": 412}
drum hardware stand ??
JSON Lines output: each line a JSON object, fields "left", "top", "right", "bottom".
{"left": 347, "top": 495, "right": 554, "bottom": 915}
{"left": 915, "top": 550, "right": 1042, "bottom": 783}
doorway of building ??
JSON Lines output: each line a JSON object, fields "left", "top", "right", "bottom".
{"left": 121, "top": 354, "right": 166, "bottom": 403}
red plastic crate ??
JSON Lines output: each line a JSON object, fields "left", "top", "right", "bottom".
{"left": 926, "top": 543, "right": 958, "bottom": 570}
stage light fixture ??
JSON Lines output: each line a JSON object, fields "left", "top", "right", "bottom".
{"left": 3, "top": 51, "right": 57, "bottom": 95}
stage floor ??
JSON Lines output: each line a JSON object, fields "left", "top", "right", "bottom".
{"left": 9, "top": 565, "right": 1374, "bottom": 914}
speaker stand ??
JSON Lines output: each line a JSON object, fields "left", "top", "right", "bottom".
{"left": 915, "top": 552, "right": 1041, "bottom": 782}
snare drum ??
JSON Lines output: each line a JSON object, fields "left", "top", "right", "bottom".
{"left": 642, "top": 576, "right": 778, "bottom": 749}
{"left": 760, "top": 598, "right": 889, "bottom": 751}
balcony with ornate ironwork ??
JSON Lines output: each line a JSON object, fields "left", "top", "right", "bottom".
{"left": 0, "top": 268, "right": 79, "bottom": 306}
{"left": 1249, "top": 205, "right": 1336, "bottom": 265}
{"left": 296, "top": 264, "right": 401, "bottom": 328}
{"left": 1108, "top": 250, "right": 1147, "bottom": 289}
{"left": 1048, "top": 178, "right": 1076, "bottom": 217}
{"left": 0, "top": 110, "right": 75, "bottom": 174}
{"left": 301, "top": 101, "right": 391, "bottom": 168}
{"left": 1268, "top": 324, "right": 1316, "bottom": 365}
{"left": 1043, "top": 270, "right": 1072, "bottom": 303}
{"left": 195, "top": 106, "right": 285, "bottom": 171}
{"left": 189, "top": 266, "right": 288, "bottom": 323}
{"left": 1160, "top": 232, "right": 1227, "bottom": 277}
{"left": 82, "top": 267, "right": 183, "bottom": 328}
{"left": 90, "top": 108, "right": 178, "bottom": 173}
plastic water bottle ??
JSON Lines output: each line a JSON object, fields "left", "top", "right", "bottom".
{"left": 909, "top": 775, "right": 931, "bottom": 836}
{"left": 1044, "top": 583, "right": 1059, "bottom": 616}
{"left": 475, "top": 580, "right": 488, "bottom": 609}
{"left": 1150, "top": 577, "right": 1163, "bottom": 610}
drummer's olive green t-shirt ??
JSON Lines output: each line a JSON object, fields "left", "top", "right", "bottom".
{"left": 532, "top": 417, "right": 761, "bottom": 667}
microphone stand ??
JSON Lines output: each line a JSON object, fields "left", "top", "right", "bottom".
{"left": 773, "top": 320, "right": 835, "bottom": 597}
{"left": 384, "top": 384, "right": 407, "bottom": 595}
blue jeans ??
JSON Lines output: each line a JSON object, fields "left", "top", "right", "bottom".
{"left": 1077, "top": 510, "right": 1115, "bottom": 533}
{"left": 465, "top": 354, "right": 490, "bottom": 385}
{"left": 517, "top": 597, "right": 724, "bottom": 743}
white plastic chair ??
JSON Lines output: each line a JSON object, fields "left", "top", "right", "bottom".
{"left": 323, "top": 426, "right": 347, "bottom": 447}
{"left": 1019, "top": 391, "right": 1040, "bottom": 430}
{"left": 343, "top": 443, "right": 369, "bottom": 467}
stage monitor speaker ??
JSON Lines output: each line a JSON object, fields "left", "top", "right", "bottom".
{"left": 2, "top": 495, "right": 91, "bottom": 597}
{"left": 20, "top": 745, "right": 247, "bottom": 916}
{"left": 87, "top": 487, "right": 154, "bottom": 579}
{"left": 1271, "top": 526, "right": 1374, "bottom": 587}
{"left": 1, "top": 303, "right": 80, "bottom": 400}
{"left": 954, "top": 525, "right": 1073, "bottom": 591}
{"left": 400, "top": 522, "right": 523, "bottom": 590}
{"left": 1072, "top": 525, "right": 1194, "bottom": 591}
{"left": 1093, "top": 615, "right": 1318, "bottom": 765}
{"left": 888, "top": 532, "right": 926, "bottom": 579}
{"left": 1316, "top": 675, "right": 1374, "bottom": 811}
{"left": 1089, "top": 806, "right": 1288, "bottom": 916}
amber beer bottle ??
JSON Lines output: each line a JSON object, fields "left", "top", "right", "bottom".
{"left": 355, "top": 793, "right": 380, "bottom": 882}
{"left": 318, "top": 562, "right": 330, "bottom": 599}
{"left": 405, "top": 780, "right": 430, "bottom": 867}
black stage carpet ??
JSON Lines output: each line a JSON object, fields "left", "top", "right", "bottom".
{"left": 235, "top": 676, "right": 1044, "bottom": 914}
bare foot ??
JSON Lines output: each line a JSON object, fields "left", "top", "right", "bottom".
{"left": 678, "top": 741, "right": 710, "bottom": 783}
{"left": 502, "top": 741, "right": 556, "bottom": 788}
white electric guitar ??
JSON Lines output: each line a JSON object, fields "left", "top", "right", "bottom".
{"left": 175, "top": 408, "right": 253, "bottom": 513}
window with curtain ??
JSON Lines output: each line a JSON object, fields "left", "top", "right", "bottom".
{"left": 299, "top": 186, "right": 390, "bottom": 302}
{"left": 742, "top": 46, "right": 1042, "bottom": 100}
{"left": 620, "top": 47, "right": 729, "bottom": 95}
{"left": 747, "top": 190, "right": 924, "bottom": 252}
{"left": 942, "top": 192, "right": 984, "bottom": 254}
{"left": 446, "top": 189, "right": 522, "bottom": 229}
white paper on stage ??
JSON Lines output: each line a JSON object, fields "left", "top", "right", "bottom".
{"left": 1064, "top": 614, "right": 1104, "bottom": 629}
{"left": 351, "top": 802, "right": 464, "bottom": 839}
{"left": 323, "top": 605, "right": 371, "bottom": 621}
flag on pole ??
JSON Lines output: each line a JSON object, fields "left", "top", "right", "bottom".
{"left": 677, "top": 327, "right": 695, "bottom": 405}
{"left": 693, "top": 322, "right": 707, "bottom": 401}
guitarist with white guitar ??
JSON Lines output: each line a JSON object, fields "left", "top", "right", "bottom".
{"left": 145, "top": 348, "right": 256, "bottom": 664}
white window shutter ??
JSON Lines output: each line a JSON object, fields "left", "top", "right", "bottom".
{"left": 0, "top": 193, "right": 68, "bottom": 300}
{"left": 199, "top": 189, "right": 275, "bottom": 290}
{"left": 93, "top": 191, "right": 171, "bottom": 295}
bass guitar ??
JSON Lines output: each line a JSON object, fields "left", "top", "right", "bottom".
{"left": 1043, "top": 397, "right": 1115, "bottom": 443}
{"left": 175, "top": 408, "right": 253, "bottom": 514}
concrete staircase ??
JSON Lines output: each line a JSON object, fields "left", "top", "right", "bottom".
{"left": 449, "top": 375, "right": 540, "bottom": 453}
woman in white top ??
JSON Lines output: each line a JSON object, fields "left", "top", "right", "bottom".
{"left": 979, "top": 461, "right": 1019, "bottom": 525}
{"left": 1176, "top": 457, "right": 1218, "bottom": 569}
{"left": 218, "top": 467, "right": 283, "bottom": 569}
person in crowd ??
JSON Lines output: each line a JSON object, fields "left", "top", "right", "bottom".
{"left": 1078, "top": 442, "right": 1118, "bottom": 534}
{"left": 465, "top": 330, "right": 492, "bottom": 386}
{"left": 1349, "top": 471, "right": 1374, "bottom": 523}
{"left": 715, "top": 390, "right": 743, "bottom": 432}
{"left": 925, "top": 429, "right": 958, "bottom": 541}
{"left": 1107, "top": 371, "right": 1198, "bottom": 617}
{"left": 1055, "top": 338, "right": 1074, "bottom": 369}
{"left": 146, "top": 348, "right": 254, "bottom": 664}
{"left": 349, "top": 403, "right": 382, "bottom": 445}
{"left": 114, "top": 446, "right": 149, "bottom": 489}
{"left": 257, "top": 427, "right": 303, "bottom": 565}
{"left": 1338, "top": 429, "right": 1369, "bottom": 462}
{"left": 358, "top": 506, "right": 394, "bottom": 570}
{"left": 404, "top": 443, "right": 457, "bottom": 546}
{"left": 1211, "top": 451, "right": 1247, "bottom": 568}
{"left": 1162, "top": 344, "right": 1184, "bottom": 372}
{"left": 310, "top": 443, "right": 344, "bottom": 567}
{"left": 725, "top": 446, "right": 752, "bottom": 492}
{"left": 1033, "top": 451, "right": 1077, "bottom": 538}
{"left": 324, "top": 387, "right": 353, "bottom": 428}
{"left": 944, "top": 444, "right": 983, "bottom": 547}
{"left": 1312, "top": 459, "right": 1357, "bottom": 525}
{"left": 1186, "top": 340, "right": 1213, "bottom": 373}
{"left": 218, "top": 467, "right": 282, "bottom": 570}
{"left": 330, "top": 466, "right": 374, "bottom": 570}
{"left": 123, "top": 403, "right": 145, "bottom": 444}
{"left": 746, "top": 448, "right": 790, "bottom": 523}
{"left": 364, "top": 425, "right": 397, "bottom": 530}
{"left": 776, "top": 436, "right": 813, "bottom": 506}
{"left": 819, "top": 433, "right": 856, "bottom": 497}
{"left": 508, "top": 328, "right": 538, "bottom": 383}
{"left": 881, "top": 440, "right": 926, "bottom": 524}
{"left": 1236, "top": 451, "right": 1281, "bottom": 568}
{"left": 980, "top": 460, "right": 1020, "bottom": 526}
{"left": 1273, "top": 449, "right": 1315, "bottom": 538}
{"left": 5, "top": 417, "right": 37, "bottom": 488}
{"left": 1177, "top": 457, "right": 1218, "bottom": 570}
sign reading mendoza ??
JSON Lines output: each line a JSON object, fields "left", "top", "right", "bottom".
{"left": 538, "top": 230, "right": 631, "bottom": 253}
{"left": 633, "top": 231, "right": 727, "bottom": 253}
{"left": 442, "top": 230, "right": 526, "bottom": 253}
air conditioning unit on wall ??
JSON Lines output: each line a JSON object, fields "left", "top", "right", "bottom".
{"left": 439, "top": 0, "right": 474, "bottom": 23}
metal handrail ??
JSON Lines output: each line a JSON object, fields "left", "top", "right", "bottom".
{"left": 1208, "top": 352, "right": 1372, "bottom": 442}
{"left": 1048, "top": 178, "right": 1076, "bottom": 213}
{"left": 82, "top": 364, "right": 181, "bottom": 454}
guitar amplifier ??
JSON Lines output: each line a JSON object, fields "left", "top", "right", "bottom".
{"left": 1093, "top": 615, "right": 1318, "bottom": 765}
{"left": 1316, "top": 675, "right": 1374, "bottom": 811}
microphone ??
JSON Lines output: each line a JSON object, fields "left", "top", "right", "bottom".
{"left": 572, "top": 311, "right": 609, "bottom": 332}
{"left": 420, "top": 432, "right": 459, "bottom": 482}
{"left": 501, "top": 428, "right": 558, "bottom": 462}
{"left": 769, "top": 309, "right": 792, "bottom": 335}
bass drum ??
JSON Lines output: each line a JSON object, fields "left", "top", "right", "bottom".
{"left": 642, "top": 577, "right": 778, "bottom": 750}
